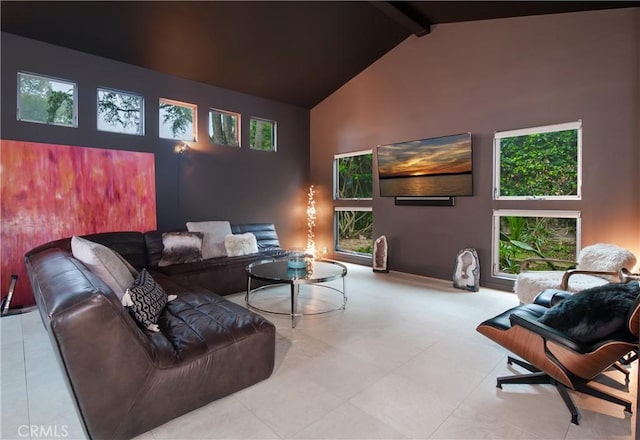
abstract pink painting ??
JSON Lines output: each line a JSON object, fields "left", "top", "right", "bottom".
{"left": 1, "top": 140, "right": 157, "bottom": 308}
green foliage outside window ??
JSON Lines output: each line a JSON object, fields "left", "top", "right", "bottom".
{"left": 97, "top": 89, "right": 143, "bottom": 135}
{"left": 209, "top": 110, "right": 239, "bottom": 147}
{"left": 18, "top": 73, "right": 75, "bottom": 126}
{"left": 499, "top": 130, "right": 578, "bottom": 197}
{"left": 249, "top": 118, "right": 275, "bottom": 151}
{"left": 499, "top": 215, "right": 577, "bottom": 275}
{"left": 336, "top": 210, "right": 373, "bottom": 255}
{"left": 159, "top": 100, "right": 194, "bottom": 140}
{"left": 337, "top": 153, "right": 373, "bottom": 199}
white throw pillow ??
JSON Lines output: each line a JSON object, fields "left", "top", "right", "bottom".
{"left": 186, "top": 221, "right": 232, "bottom": 259}
{"left": 224, "top": 233, "right": 258, "bottom": 257}
{"left": 71, "top": 236, "right": 138, "bottom": 301}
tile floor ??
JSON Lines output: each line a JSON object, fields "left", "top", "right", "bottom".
{"left": 1, "top": 263, "right": 636, "bottom": 439}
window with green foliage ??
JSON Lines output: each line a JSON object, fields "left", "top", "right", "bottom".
{"left": 493, "top": 210, "right": 580, "bottom": 277}
{"left": 335, "top": 208, "right": 373, "bottom": 256}
{"left": 494, "top": 121, "right": 581, "bottom": 200}
{"left": 97, "top": 88, "right": 144, "bottom": 135}
{"left": 335, "top": 151, "right": 373, "bottom": 200}
{"left": 18, "top": 72, "right": 77, "bottom": 127}
{"left": 209, "top": 109, "right": 239, "bottom": 147}
{"left": 159, "top": 98, "right": 196, "bottom": 141}
{"left": 249, "top": 117, "right": 276, "bottom": 151}
{"left": 333, "top": 150, "right": 373, "bottom": 257}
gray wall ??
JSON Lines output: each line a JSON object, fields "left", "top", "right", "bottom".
{"left": 1, "top": 32, "right": 310, "bottom": 248}
{"left": 310, "top": 9, "right": 640, "bottom": 290}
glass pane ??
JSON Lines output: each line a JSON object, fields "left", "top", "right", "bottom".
{"left": 498, "top": 215, "right": 577, "bottom": 275}
{"left": 249, "top": 118, "right": 275, "bottom": 151}
{"left": 335, "top": 210, "right": 373, "bottom": 255}
{"left": 499, "top": 129, "right": 578, "bottom": 197}
{"left": 337, "top": 153, "right": 373, "bottom": 199}
{"left": 97, "top": 88, "right": 143, "bottom": 135}
{"left": 159, "top": 99, "right": 195, "bottom": 141}
{"left": 18, "top": 72, "right": 76, "bottom": 127}
{"left": 209, "top": 109, "right": 239, "bottom": 147}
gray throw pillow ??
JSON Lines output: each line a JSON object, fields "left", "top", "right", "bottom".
{"left": 71, "top": 235, "right": 138, "bottom": 300}
{"left": 186, "top": 221, "right": 232, "bottom": 259}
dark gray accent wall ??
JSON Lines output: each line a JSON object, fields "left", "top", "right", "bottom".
{"left": 310, "top": 9, "right": 640, "bottom": 290}
{"left": 1, "top": 32, "right": 310, "bottom": 247}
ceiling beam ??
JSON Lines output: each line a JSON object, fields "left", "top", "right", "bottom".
{"left": 370, "top": 1, "right": 431, "bottom": 37}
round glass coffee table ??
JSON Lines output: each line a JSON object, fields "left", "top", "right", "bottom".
{"left": 246, "top": 259, "right": 347, "bottom": 327}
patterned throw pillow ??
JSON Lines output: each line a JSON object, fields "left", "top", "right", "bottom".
{"left": 122, "top": 269, "right": 174, "bottom": 332}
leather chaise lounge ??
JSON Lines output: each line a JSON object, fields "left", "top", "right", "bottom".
{"left": 24, "top": 224, "right": 281, "bottom": 439}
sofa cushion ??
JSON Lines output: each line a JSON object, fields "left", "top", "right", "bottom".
{"left": 224, "top": 233, "right": 258, "bottom": 257}
{"left": 71, "top": 235, "right": 137, "bottom": 300}
{"left": 158, "top": 232, "right": 204, "bottom": 267}
{"left": 186, "top": 221, "right": 232, "bottom": 259}
{"left": 122, "top": 269, "right": 173, "bottom": 332}
{"left": 231, "top": 223, "right": 281, "bottom": 250}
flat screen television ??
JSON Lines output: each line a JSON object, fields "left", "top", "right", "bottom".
{"left": 377, "top": 132, "right": 473, "bottom": 198}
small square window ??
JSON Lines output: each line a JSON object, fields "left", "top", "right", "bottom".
{"left": 209, "top": 108, "right": 240, "bottom": 147}
{"left": 249, "top": 117, "right": 276, "bottom": 151}
{"left": 159, "top": 98, "right": 196, "bottom": 141}
{"left": 18, "top": 72, "right": 77, "bottom": 127}
{"left": 97, "top": 88, "right": 144, "bottom": 135}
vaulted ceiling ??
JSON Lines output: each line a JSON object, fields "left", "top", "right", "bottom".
{"left": 2, "top": 1, "right": 637, "bottom": 108}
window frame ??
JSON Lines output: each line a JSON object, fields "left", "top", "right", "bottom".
{"left": 96, "top": 87, "right": 144, "bottom": 136}
{"left": 208, "top": 108, "right": 240, "bottom": 147}
{"left": 493, "top": 121, "right": 582, "bottom": 201}
{"left": 491, "top": 209, "right": 582, "bottom": 279}
{"left": 17, "top": 71, "right": 78, "bottom": 127}
{"left": 333, "top": 149, "right": 373, "bottom": 201}
{"left": 159, "top": 97, "right": 197, "bottom": 141}
{"left": 249, "top": 117, "right": 277, "bottom": 151}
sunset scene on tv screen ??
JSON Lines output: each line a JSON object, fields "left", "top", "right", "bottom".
{"left": 378, "top": 133, "right": 472, "bottom": 178}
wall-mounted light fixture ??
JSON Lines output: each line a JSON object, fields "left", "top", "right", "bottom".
{"left": 175, "top": 142, "right": 189, "bottom": 154}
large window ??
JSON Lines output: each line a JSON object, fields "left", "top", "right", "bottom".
{"left": 97, "top": 88, "right": 144, "bottom": 135}
{"left": 159, "top": 98, "right": 196, "bottom": 141}
{"left": 209, "top": 108, "right": 240, "bottom": 147}
{"left": 17, "top": 72, "right": 77, "bottom": 127}
{"left": 494, "top": 121, "right": 581, "bottom": 200}
{"left": 493, "top": 210, "right": 581, "bottom": 278}
{"left": 333, "top": 150, "right": 373, "bottom": 256}
{"left": 249, "top": 117, "right": 276, "bottom": 151}
{"left": 492, "top": 121, "right": 583, "bottom": 280}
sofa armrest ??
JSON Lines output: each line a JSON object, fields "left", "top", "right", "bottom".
{"left": 509, "top": 310, "right": 585, "bottom": 353}
{"left": 26, "top": 248, "right": 157, "bottom": 439}
{"left": 560, "top": 269, "right": 618, "bottom": 290}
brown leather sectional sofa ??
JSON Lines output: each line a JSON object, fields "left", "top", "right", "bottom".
{"left": 24, "top": 224, "right": 282, "bottom": 439}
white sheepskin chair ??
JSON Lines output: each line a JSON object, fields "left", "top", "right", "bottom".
{"left": 515, "top": 243, "right": 637, "bottom": 304}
